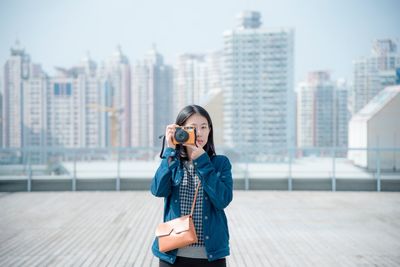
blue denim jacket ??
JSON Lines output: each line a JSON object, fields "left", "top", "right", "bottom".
{"left": 150, "top": 147, "right": 233, "bottom": 264}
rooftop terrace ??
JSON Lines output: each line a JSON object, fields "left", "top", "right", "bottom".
{"left": 1, "top": 191, "right": 399, "bottom": 266}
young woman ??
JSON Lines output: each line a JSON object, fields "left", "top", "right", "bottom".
{"left": 151, "top": 105, "right": 233, "bottom": 267}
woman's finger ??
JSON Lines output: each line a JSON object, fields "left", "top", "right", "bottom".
{"left": 182, "top": 144, "right": 196, "bottom": 149}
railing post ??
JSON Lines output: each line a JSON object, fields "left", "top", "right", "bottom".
{"left": 332, "top": 147, "right": 336, "bottom": 192}
{"left": 116, "top": 148, "right": 121, "bottom": 191}
{"left": 244, "top": 154, "right": 249, "bottom": 190}
{"left": 27, "top": 148, "right": 32, "bottom": 192}
{"left": 240, "top": 146, "right": 249, "bottom": 190}
{"left": 288, "top": 148, "right": 293, "bottom": 191}
{"left": 376, "top": 148, "right": 381, "bottom": 192}
{"left": 72, "top": 150, "right": 77, "bottom": 191}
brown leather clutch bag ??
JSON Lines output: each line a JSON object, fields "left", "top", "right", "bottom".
{"left": 155, "top": 179, "right": 201, "bottom": 253}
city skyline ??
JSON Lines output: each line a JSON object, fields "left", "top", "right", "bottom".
{"left": 1, "top": 0, "right": 399, "bottom": 85}
{"left": 1, "top": 5, "right": 399, "bottom": 167}
{"left": 1, "top": 26, "right": 399, "bottom": 150}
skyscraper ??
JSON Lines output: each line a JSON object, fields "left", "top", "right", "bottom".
{"left": 3, "top": 41, "right": 49, "bottom": 162}
{"left": 174, "top": 51, "right": 223, "bottom": 116}
{"left": 223, "top": 11, "right": 295, "bottom": 161}
{"left": 174, "top": 54, "right": 207, "bottom": 115}
{"left": 104, "top": 46, "right": 131, "bottom": 147}
{"left": 47, "top": 55, "right": 103, "bottom": 148}
{"left": 2, "top": 41, "right": 30, "bottom": 149}
{"left": 297, "top": 71, "right": 349, "bottom": 151}
{"left": 334, "top": 79, "right": 349, "bottom": 149}
{"left": 131, "top": 47, "right": 173, "bottom": 151}
{"left": 205, "top": 51, "right": 223, "bottom": 92}
{"left": 352, "top": 39, "right": 400, "bottom": 115}
{"left": 23, "top": 63, "right": 48, "bottom": 161}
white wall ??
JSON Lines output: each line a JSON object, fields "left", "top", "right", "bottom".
{"left": 348, "top": 118, "right": 368, "bottom": 167}
{"left": 368, "top": 94, "right": 400, "bottom": 170}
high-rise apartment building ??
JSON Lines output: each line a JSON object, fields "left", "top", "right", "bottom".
{"left": 103, "top": 46, "right": 131, "bottom": 147}
{"left": 2, "top": 43, "right": 134, "bottom": 159}
{"left": 205, "top": 51, "right": 223, "bottom": 92}
{"left": 223, "top": 11, "right": 295, "bottom": 161}
{"left": 352, "top": 39, "right": 400, "bottom": 115}
{"left": 2, "top": 41, "right": 31, "bottom": 149}
{"left": 174, "top": 51, "right": 223, "bottom": 116}
{"left": 47, "top": 55, "right": 103, "bottom": 148}
{"left": 3, "top": 41, "right": 49, "bottom": 162}
{"left": 131, "top": 47, "right": 173, "bottom": 150}
{"left": 174, "top": 54, "right": 207, "bottom": 115}
{"left": 297, "top": 72, "right": 349, "bottom": 151}
{"left": 23, "top": 64, "right": 48, "bottom": 162}
{"left": 334, "top": 79, "right": 349, "bottom": 148}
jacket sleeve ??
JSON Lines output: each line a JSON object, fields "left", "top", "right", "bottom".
{"left": 193, "top": 153, "right": 233, "bottom": 210}
{"left": 150, "top": 147, "right": 179, "bottom": 197}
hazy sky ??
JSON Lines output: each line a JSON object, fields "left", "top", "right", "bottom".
{"left": 1, "top": 0, "right": 399, "bottom": 84}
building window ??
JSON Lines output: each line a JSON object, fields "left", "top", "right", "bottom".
{"left": 54, "top": 83, "right": 72, "bottom": 96}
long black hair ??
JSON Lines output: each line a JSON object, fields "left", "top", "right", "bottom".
{"left": 175, "top": 105, "right": 216, "bottom": 160}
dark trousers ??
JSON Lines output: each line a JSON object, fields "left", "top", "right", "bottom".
{"left": 160, "top": 257, "right": 226, "bottom": 267}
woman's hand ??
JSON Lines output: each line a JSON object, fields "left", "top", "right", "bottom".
{"left": 184, "top": 144, "right": 205, "bottom": 160}
{"left": 165, "top": 124, "right": 179, "bottom": 149}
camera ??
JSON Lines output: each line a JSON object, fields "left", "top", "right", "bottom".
{"left": 172, "top": 126, "right": 197, "bottom": 145}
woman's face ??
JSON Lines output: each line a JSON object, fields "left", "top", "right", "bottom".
{"left": 183, "top": 113, "right": 210, "bottom": 148}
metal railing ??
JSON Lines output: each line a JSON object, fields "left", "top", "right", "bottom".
{"left": 0, "top": 146, "right": 399, "bottom": 192}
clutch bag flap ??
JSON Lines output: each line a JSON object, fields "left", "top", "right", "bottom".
{"left": 155, "top": 215, "right": 191, "bottom": 237}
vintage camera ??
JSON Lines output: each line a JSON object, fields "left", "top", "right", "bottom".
{"left": 172, "top": 126, "right": 197, "bottom": 145}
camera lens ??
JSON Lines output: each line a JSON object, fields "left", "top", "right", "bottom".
{"left": 174, "top": 128, "right": 189, "bottom": 143}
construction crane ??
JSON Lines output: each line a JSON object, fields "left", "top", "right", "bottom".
{"left": 87, "top": 103, "right": 123, "bottom": 148}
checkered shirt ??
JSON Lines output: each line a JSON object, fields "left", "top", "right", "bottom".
{"left": 179, "top": 161, "right": 204, "bottom": 247}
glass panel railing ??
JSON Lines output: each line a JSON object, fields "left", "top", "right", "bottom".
{"left": 0, "top": 147, "right": 399, "bottom": 192}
